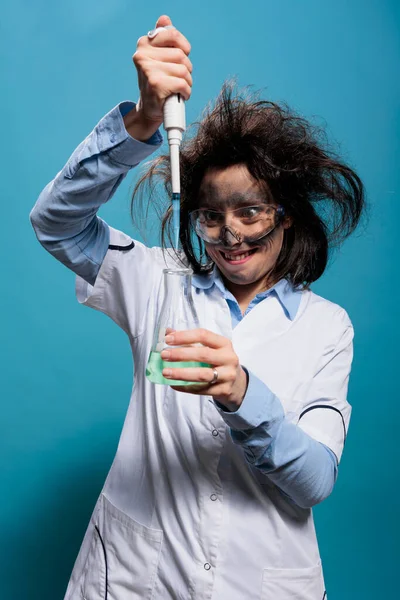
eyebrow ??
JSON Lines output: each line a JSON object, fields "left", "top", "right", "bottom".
{"left": 198, "top": 192, "right": 266, "bottom": 208}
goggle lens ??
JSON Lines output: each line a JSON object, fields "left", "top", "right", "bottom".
{"left": 190, "top": 204, "right": 284, "bottom": 244}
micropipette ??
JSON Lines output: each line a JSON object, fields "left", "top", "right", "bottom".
{"left": 163, "top": 93, "right": 186, "bottom": 249}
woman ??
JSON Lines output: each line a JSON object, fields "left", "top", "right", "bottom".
{"left": 30, "top": 14, "right": 365, "bottom": 600}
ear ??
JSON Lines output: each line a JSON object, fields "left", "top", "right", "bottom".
{"left": 282, "top": 215, "right": 293, "bottom": 229}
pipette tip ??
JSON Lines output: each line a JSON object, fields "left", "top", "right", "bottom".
{"left": 172, "top": 193, "right": 180, "bottom": 250}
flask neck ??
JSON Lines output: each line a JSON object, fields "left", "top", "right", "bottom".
{"left": 163, "top": 268, "right": 193, "bottom": 300}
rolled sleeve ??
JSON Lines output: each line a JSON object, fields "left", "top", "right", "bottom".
{"left": 30, "top": 100, "right": 163, "bottom": 289}
{"left": 213, "top": 368, "right": 338, "bottom": 508}
{"left": 96, "top": 101, "right": 163, "bottom": 168}
{"left": 295, "top": 313, "right": 354, "bottom": 463}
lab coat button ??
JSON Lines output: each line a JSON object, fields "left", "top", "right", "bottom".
{"left": 211, "top": 429, "right": 219, "bottom": 437}
{"left": 210, "top": 493, "right": 218, "bottom": 501}
{"left": 204, "top": 562, "right": 211, "bottom": 570}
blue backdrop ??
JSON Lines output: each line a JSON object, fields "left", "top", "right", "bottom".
{"left": 1, "top": 1, "right": 398, "bottom": 598}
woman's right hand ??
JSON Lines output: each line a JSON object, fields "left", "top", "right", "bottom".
{"left": 124, "top": 15, "right": 193, "bottom": 140}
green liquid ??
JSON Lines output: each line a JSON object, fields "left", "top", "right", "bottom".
{"left": 146, "top": 351, "right": 211, "bottom": 386}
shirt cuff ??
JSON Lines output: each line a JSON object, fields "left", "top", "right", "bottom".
{"left": 214, "top": 368, "right": 284, "bottom": 431}
{"left": 95, "top": 101, "right": 163, "bottom": 168}
{"left": 118, "top": 101, "right": 163, "bottom": 146}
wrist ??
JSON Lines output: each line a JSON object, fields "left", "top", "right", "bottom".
{"left": 234, "top": 366, "right": 249, "bottom": 408}
{"left": 216, "top": 366, "right": 249, "bottom": 412}
{"left": 123, "top": 104, "right": 162, "bottom": 142}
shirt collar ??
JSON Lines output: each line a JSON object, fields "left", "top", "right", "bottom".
{"left": 192, "top": 266, "right": 302, "bottom": 320}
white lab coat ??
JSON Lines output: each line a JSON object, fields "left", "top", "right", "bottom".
{"left": 64, "top": 226, "right": 352, "bottom": 600}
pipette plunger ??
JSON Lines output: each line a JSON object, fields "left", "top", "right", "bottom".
{"left": 163, "top": 94, "right": 186, "bottom": 250}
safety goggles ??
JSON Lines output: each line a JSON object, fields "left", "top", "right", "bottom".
{"left": 189, "top": 203, "right": 285, "bottom": 245}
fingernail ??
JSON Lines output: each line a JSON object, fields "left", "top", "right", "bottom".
{"left": 163, "top": 369, "right": 172, "bottom": 377}
{"left": 147, "top": 27, "right": 163, "bottom": 39}
{"left": 165, "top": 334, "right": 174, "bottom": 344}
{"left": 161, "top": 350, "right": 170, "bottom": 359}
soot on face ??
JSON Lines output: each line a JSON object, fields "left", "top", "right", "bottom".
{"left": 197, "top": 179, "right": 268, "bottom": 212}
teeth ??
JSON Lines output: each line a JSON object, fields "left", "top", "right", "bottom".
{"left": 224, "top": 250, "right": 253, "bottom": 261}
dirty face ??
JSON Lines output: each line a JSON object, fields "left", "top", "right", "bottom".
{"left": 197, "top": 164, "right": 291, "bottom": 294}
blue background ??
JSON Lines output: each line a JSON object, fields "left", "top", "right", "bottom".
{"left": 1, "top": 1, "right": 398, "bottom": 598}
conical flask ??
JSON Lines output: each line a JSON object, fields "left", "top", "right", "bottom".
{"left": 146, "top": 268, "right": 211, "bottom": 386}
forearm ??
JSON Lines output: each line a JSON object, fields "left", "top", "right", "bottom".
{"left": 234, "top": 417, "right": 337, "bottom": 509}
{"left": 215, "top": 369, "right": 338, "bottom": 509}
{"left": 30, "top": 101, "right": 163, "bottom": 284}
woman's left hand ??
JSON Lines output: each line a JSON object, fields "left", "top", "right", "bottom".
{"left": 160, "top": 328, "right": 248, "bottom": 411}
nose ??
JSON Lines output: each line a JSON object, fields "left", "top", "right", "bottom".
{"left": 219, "top": 225, "right": 243, "bottom": 245}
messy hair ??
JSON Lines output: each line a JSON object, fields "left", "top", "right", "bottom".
{"left": 130, "top": 79, "right": 366, "bottom": 287}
